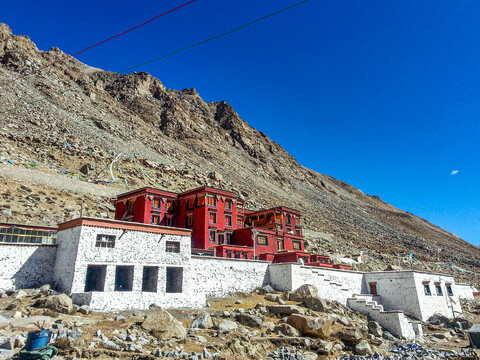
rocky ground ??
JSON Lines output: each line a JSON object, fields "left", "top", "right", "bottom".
{"left": 1, "top": 286, "right": 479, "bottom": 360}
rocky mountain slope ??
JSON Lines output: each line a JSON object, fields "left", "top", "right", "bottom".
{"left": 0, "top": 23, "right": 479, "bottom": 285}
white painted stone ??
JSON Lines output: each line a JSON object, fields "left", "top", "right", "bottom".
{"left": 0, "top": 244, "right": 56, "bottom": 290}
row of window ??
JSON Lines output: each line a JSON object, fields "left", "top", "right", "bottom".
{"left": 225, "top": 251, "right": 249, "bottom": 259}
{"left": 85, "top": 265, "right": 183, "bottom": 293}
{"left": 424, "top": 283, "right": 454, "bottom": 296}
{"left": 150, "top": 196, "right": 237, "bottom": 211}
{"left": 0, "top": 227, "right": 57, "bottom": 245}
{"left": 209, "top": 230, "right": 232, "bottom": 244}
{"left": 94, "top": 234, "right": 180, "bottom": 253}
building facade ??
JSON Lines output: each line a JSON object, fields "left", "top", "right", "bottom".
{"left": 113, "top": 186, "right": 316, "bottom": 263}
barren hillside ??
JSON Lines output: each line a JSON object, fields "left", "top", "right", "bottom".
{"left": 0, "top": 23, "right": 479, "bottom": 286}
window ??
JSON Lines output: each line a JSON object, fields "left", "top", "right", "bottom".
{"left": 446, "top": 285, "right": 453, "bottom": 296}
{"left": 85, "top": 265, "right": 106, "bottom": 292}
{"left": 424, "top": 284, "right": 432, "bottom": 296}
{"left": 152, "top": 198, "right": 161, "bottom": 209}
{"left": 186, "top": 213, "right": 194, "bottom": 227}
{"left": 225, "top": 214, "right": 232, "bottom": 227}
{"left": 151, "top": 215, "right": 161, "bottom": 225}
{"left": 277, "top": 238, "right": 284, "bottom": 251}
{"left": 257, "top": 234, "right": 268, "bottom": 245}
{"left": 115, "top": 266, "right": 134, "bottom": 291}
{"left": 237, "top": 219, "right": 243, "bottom": 227}
{"left": 142, "top": 266, "right": 158, "bottom": 292}
{"left": 166, "top": 241, "right": 180, "bottom": 253}
{"left": 0, "top": 227, "right": 57, "bottom": 245}
{"left": 225, "top": 232, "right": 232, "bottom": 244}
{"left": 218, "top": 233, "right": 225, "bottom": 245}
{"left": 295, "top": 228, "right": 302, "bottom": 235}
{"left": 242, "top": 252, "right": 248, "bottom": 259}
{"left": 166, "top": 216, "right": 174, "bottom": 227}
{"left": 166, "top": 267, "right": 183, "bottom": 293}
{"left": 126, "top": 200, "right": 134, "bottom": 212}
{"left": 206, "top": 195, "right": 216, "bottom": 207}
{"left": 292, "top": 240, "right": 302, "bottom": 250}
{"left": 209, "top": 229, "right": 216, "bottom": 243}
{"left": 225, "top": 199, "right": 232, "bottom": 210}
{"left": 226, "top": 251, "right": 233, "bottom": 258}
{"left": 286, "top": 214, "right": 292, "bottom": 225}
{"left": 234, "top": 252, "right": 241, "bottom": 259}
{"left": 166, "top": 200, "right": 174, "bottom": 212}
{"left": 186, "top": 198, "right": 194, "bottom": 210}
{"left": 435, "top": 283, "right": 443, "bottom": 296}
{"left": 95, "top": 234, "right": 115, "bottom": 248}
{"left": 209, "top": 211, "right": 217, "bottom": 224}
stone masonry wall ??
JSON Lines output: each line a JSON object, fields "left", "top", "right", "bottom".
{"left": 0, "top": 244, "right": 57, "bottom": 290}
{"left": 190, "top": 257, "right": 271, "bottom": 297}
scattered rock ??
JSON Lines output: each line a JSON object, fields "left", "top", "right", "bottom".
{"left": 355, "top": 339, "right": 372, "bottom": 355}
{"left": 141, "top": 307, "right": 186, "bottom": 340}
{"left": 191, "top": 312, "right": 214, "bottom": 329}
{"left": 286, "top": 314, "right": 335, "bottom": 339}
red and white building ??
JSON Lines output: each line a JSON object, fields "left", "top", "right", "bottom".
{"left": 112, "top": 186, "right": 330, "bottom": 265}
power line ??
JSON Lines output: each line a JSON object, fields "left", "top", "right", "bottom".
{"left": 0, "top": 0, "right": 197, "bottom": 87}
{"left": 1, "top": 0, "right": 311, "bottom": 115}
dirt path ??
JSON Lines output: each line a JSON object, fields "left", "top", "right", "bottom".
{"left": 0, "top": 163, "right": 121, "bottom": 197}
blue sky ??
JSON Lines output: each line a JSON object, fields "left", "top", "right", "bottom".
{"left": 1, "top": 0, "right": 479, "bottom": 245}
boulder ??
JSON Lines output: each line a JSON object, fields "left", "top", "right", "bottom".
{"left": 273, "top": 323, "right": 300, "bottom": 337}
{"left": 265, "top": 294, "right": 283, "bottom": 302}
{"left": 336, "top": 327, "right": 365, "bottom": 343}
{"left": 289, "top": 284, "right": 318, "bottom": 302}
{"left": 235, "top": 314, "right": 263, "bottom": 328}
{"left": 355, "top": 339, "right": 372, "bottom": 355}
{"left": 0, "top": 316, "right": 8, "bottom": 330}
{"left": 216, "top": 320, "right": 238, "bottom": 333}
{"left": 259, "top": 285, "right": 275, "bottom": 294}
{"left": 141, "top": 307, "right": 186, "bottom": 340}
{"left": 368, "top": 321, "right": 383, "bottom": 337}
{"left": 191, "top": 312, "right": 214, "bottom": 329}
{"left": 43, "top": 294, "right": 74, "bottom": 314}
{"left": 267, "top": 305, "right": 305, "bottom": 316}
{"left": 12, "top": 290, "right": 27, "bottom": 299}
{"left": 78, "top": 305, "right": 90, "bottom": 315}
{"left": 9, "top": 316, "right": 52, "bottom": 330}
{"left": 286, "top": 314, "right": 335, "bottom": 339}
{"left": 39, "top": 285, "right": 51, "bottom": 295}
{"left": 302, "top": 296, "right": 329, "bottom": 312}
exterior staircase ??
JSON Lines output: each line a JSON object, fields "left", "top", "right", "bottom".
{"left": 347, "top": 294, "right": 422, "bottom": 341}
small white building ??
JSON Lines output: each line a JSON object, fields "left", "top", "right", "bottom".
{"left": 53, "top": 218, "right": 205, "bottom": 311}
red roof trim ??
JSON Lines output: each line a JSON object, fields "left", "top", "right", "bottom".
{"left": 58, "top": 217, "right": 191, "bottom": 236}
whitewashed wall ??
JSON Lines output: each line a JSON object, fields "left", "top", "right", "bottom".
{"left": 53, "top": 226, "right": 81, "bottom": 293}
{"left": 411, "top": 272, "right": 461, "bottom": 321}
{"left": 455, "top": 283, "right": 475, "bottom": 300}
{"left": 0, "top": 244, "right": 57, "bottom": 290}
{"left": 363, "top": 271, "right": 422, "bottom": 319}
{"left": 268, "top": 263, "right": 364, "bottom": 305}
{"left": 190, "top": 257, "right": 270, "bottom": 297}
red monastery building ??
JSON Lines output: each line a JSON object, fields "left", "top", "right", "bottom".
{"left": 113, "top": 186, "right": 346, "bottom": 267}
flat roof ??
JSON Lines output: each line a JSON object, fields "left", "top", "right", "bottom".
{"left": 0, "top": 222, "right": 58, "bottom": 231}
{"left": 179, "top": 186, "right": 237, "bottom": 198}
{"left": 247, "top": 206, "right": 301, "bottom": 216}
{"left": 114, "top": 187, "right": 178, "bottom": 201}
{"left": 58, "top": 217, "right": 192, "bottom": 236}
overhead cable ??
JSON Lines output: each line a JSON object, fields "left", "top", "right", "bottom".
{"left": 1, "top": 0, "right": 311, "bottom": 115}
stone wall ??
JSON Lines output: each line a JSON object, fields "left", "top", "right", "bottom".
{"left": 190, "top": 257, "right": 270, "bottom": 297}
{"left": 268, "top": 263, "right": 364, "bottom": 305}
{"left": 455, "top": 283, "right": 475, "bottom": 300}
{"left": 0, "top": 244, "right": 57, "bottom": 290}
